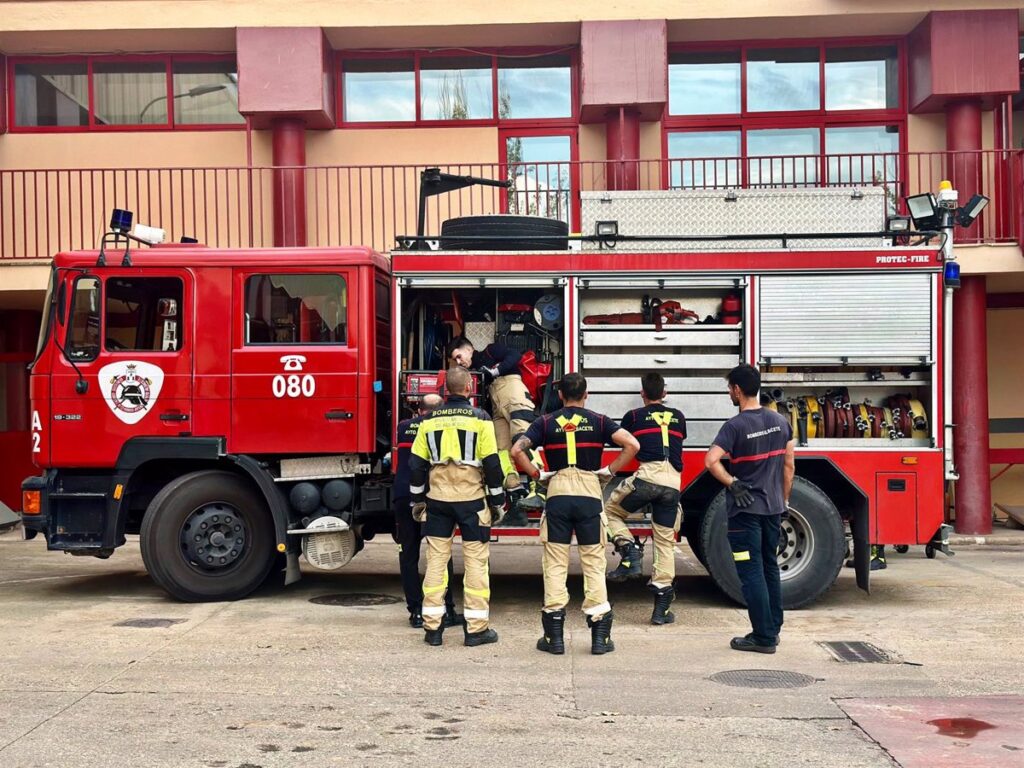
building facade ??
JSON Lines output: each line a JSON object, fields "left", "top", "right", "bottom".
{"left": 1, "top": 1, "right": 1023, "bottom": 532}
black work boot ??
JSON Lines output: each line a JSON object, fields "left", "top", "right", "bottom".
{"left": 536, "top": 609, "right": 566, "bottom": 655}
{"left": 730, "top": 636, "right": 776, "bottom": 654}
{"left": 650, "top": 584, "right": 676, "bottom": 625}
{"left": 409, "top": 612, "right": 424, "bottom": 629}
{"left": 464, "top": 627, "right": 499, "bottom": 647}
{"left": 442, "top": 607, "right": 465, "bottom": 628}
{"left": 587, "top": 611, "right": 615, "bottom": 655}
{"left": 607, "top": 540, "right": 643, "bottom": 582}
{"left": 424, "top": 625, "right": 444, "bottom": 646}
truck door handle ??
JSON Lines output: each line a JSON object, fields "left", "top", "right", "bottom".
{"left": 326, "top": 410, "right": 353, "bottom": 421}
{"left": 160, "top": 412, "right": 189, "bottom": 422}
{"left": 653, "top": 357, "right": 667, "bottom": 364}
{"left": 653, "top": 334, "right": 668, "bottom": 340}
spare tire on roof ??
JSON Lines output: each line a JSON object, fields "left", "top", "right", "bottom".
{"left": 440, "top": 214, "right": 569, "bottom": 251}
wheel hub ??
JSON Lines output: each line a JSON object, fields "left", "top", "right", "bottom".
{"left": 777, "top": 507, "right": 815, "bottom": 580}
{"left": 180, "top": 503, "right": 247, "bottom": 571}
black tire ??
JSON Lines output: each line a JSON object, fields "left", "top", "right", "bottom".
{"left": 440, "top": 214, "right": 569, "bottom": 251}
{"left": 925, "top": 544, "right": 936, "bottom": 559}
{"left": 700, "top": 477, "right": 846, "bottom": 610}
{"left": 895, "top": 544, "right": 909, "bottom": 554}
{"left": 140, "top": 470, "right": 276, "bottom": 602}
{"left": 682, "top": 512, "right": 707, "bottom": 566}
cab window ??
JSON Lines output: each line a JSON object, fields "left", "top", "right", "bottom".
{"left": 67, "top": 276, "right": 101, "bottom": 361}
{"left": 244, "top": 274, "right": 347, "bottom": 345}
{"left": 104, "top": 277, "right": 184, "bottom": 352}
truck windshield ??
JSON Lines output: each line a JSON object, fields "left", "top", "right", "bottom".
{"left": 30, "top": 267, "right": 56, "bottom": 368}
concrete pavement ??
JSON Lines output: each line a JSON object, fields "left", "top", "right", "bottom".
{"left": 0, "top": 531, "right": 1022, "bottom": 767}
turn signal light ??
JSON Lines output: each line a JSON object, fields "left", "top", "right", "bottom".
{"left": 901, "top": 457, "right": 919, "bottom": 466}
{"left": 22, "top": 490, "right": 41, "bottom": 515}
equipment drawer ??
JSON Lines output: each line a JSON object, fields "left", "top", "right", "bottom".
{"left": 582, "top": 328, "right": 741, "bottom": 348}
{"left": 582, "top": 353, "right": 740, "bottom": 370}
{"left": 587, "top": 393, "right": 735, "bottom": 420}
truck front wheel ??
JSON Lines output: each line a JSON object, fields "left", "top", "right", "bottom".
{"left": 699, "top": 477, "right": 846, "bottom": 610}
{"left": 140, "top": 470, "right": 276, "bottom": 602}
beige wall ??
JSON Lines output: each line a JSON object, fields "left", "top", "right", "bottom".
{"left": 987, "top": 307, "right": 1024, "bottom": 508}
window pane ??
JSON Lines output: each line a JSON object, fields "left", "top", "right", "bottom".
{"left": 668, "top": 51, "right": 741, "bottom": 116}
{"left": 105, "top": 277, "right": 184, "bottom": 352}
{"left": 245, "top": 274, "right": 347, "bottom": 345}
{"left": 68, "top": 277, "right": 101, "bottom": 361}
{"left": 14, "top": 62, "right": 89, "bottom": 127}
{"left": 666, "top": 130, "right": 741, "bottom": 188}
{"left": 825, "top": 46, "right": 899, "bottom": 110}
{"left": 826, "top": 125, "right": 900, "bottom": 195}
{"left": 94, "top": 61, "right": 168, "bottom": 126}
{"left": 420, "top": 55, "right": 493, "bottom": 120}
{"left": 747, "top": 47, "right": 820, "bottom": 112}
{"left": 342, "top": 58, "right": 415, "bottom": 122}
{"left": 497, "top": 54, "right": 571, "bottom": 119}
{"left": 505, "top": 134, "right": 571, "bottom": 223}
{"left": 172, "top": 60, "right": 242, "bottom": 125}
{"left": 747, "top": 127, "right": 820, "bottom": 186}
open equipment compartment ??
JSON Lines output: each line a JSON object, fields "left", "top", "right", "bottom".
{"left": 396, "top": 276, "right": 567, "bottom": 421}
{"left": 576, "top": 276, "right": 746, "bottom": 446}
{"left": 755, "top": 272, "right": 937, "bottom": 447}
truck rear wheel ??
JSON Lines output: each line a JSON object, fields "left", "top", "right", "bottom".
{"left": 140, "top": 470, "right": 275, "bottom": 602}
{"left": 699, "top": 477, "right": 846, "bottom": 610}
{"left": 440, "top": 214, "right": 569, "bottom": 250}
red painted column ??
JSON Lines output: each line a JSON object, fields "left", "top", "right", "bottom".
{"left": 952, "top": 276, "right": 993, "bottom": 534}
{"left": 945, "top": 99, "right": 983, "bottom": 242}
{"left": 271, "top": 117, "right": 307, "bottom": 247}
{"left": 606, "top": 107, "right": 641, "bottom": 191}
{"left": 945, "top": 97, "right": 992, "bottom": 533}
{"left": 2, "top": 310, "right": 38, "bottom": 432}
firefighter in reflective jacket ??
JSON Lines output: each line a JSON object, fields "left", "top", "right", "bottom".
{"left": 605, "top": 372, "right": 687, "bottom": 625}
{"left": 448, "top": 338, "right": 537, "bottom": 494}
{"left": 409, "top": 366, "right": 507, "bottom": 648}
{"left": 512, "top": 373, "right": 639, "bottom": 656}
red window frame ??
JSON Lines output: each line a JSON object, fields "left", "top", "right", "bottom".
{"left": 498, "top": 126, "right": 580, "bottom": 229}
{"left": 7, "top": 53, "right": 243, "bottom": 133}
{"left": 662, "top": 37, "right": 908, "bottom": 190}
{"left": 337, "top": 47, "right": 579, "bottom": 129}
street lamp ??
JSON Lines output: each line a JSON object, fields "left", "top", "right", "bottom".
{"left": 138, "top": 83, "right": 227, "bottom": 123}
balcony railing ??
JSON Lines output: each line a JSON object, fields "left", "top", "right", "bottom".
{"left": 0, "top": 151, "right": 1020, "bottom": 260}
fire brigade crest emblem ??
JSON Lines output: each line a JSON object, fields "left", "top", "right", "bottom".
{"left": 98, "top": 361, "right": 165, "bottom": 425}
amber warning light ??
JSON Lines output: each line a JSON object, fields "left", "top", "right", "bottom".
{"left": 22, "top": 490, "right": 41, "bottom": 515}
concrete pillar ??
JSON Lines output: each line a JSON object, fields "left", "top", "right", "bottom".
{"left": 606, "top": 107, "right": 641, "bottom": 191}
{"left": 271, "top": 117, "right": 307, "bottom": 247}
{"left": 952, "top": 275, "right": 993, "bottom": 534}
{"left": 1, "top": 310, "right": 39, "bottom": 432}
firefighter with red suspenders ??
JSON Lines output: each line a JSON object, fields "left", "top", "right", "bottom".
{"left": 604, "top": 372, "right": 687, "bottom": 625}
{"left": 512, "top": 373, "right": 639, "bottom": 655}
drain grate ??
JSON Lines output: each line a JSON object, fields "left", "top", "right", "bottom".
{"left": 309, "top": 593, "right": 402, "bottom": 607}
{"left": 820, "top": 641, "right": 898, "bottom": 664}
{"left": 709, "top": 669, "right": 816, "bottom": 689}
{"left": 115, "top": 618, "right": 187, "bottom": 629}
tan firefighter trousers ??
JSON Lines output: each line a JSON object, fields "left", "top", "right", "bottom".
{"left": 540, "top": 467, "right": 610, "bottom": 620}
{"left": 605, "top": 460, "right": 682, "bottom": 589}
{"left": 488, "top": 374, "right": 537, "bottom": 488}
{"left": 422, "top": 499, "right": 493, "bottom": 633}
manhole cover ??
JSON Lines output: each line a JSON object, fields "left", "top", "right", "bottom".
{"left": 309, "top": 593, "right": 402, "bottom": 607}
{"left": 709, "top": 669, "right": 816, "bottom": 689}
{"left": 820, "top": 641, "right": 898, "bottom": 664}
{"left": 115, "top": 618, "right": 187, "bottom": 629}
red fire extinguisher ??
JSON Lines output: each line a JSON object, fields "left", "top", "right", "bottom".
{"left": 721, "top": 294, "right": 742, "bottom": 325}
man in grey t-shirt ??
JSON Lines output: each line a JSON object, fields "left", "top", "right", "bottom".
{"left": 705, "top": 364, "right": 795, "bottom": 654}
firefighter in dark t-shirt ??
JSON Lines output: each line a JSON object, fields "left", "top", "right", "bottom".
{"left": 512, "top": 373, "right": 639, "bottom": 656}
{"left": 705, "top": 364, "right": 795, "bottom": 654}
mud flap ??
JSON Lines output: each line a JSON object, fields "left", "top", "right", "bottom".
{"left": 850, "top": 498, "right": 871, "bottom": 594}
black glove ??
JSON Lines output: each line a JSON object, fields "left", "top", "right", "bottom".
{"left": 477, "top": 366, "right": 498, "bottom": 385}
{"left": 728, "top": 479, "right": 755, "bottom": 508}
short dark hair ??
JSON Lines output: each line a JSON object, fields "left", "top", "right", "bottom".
{"left": 641, "top": 372, "right": 665, "bottom": 401}
{"left": 445, "top": 366, "right": 471, "bottom": 394}
{"left": 558, "top": 372, "right": 588, "bottom": 401}
{"left": 727, "top": 364, "right": 761, "bottom": 397}
{"left": 446, "top": 337, "right": 473, "bottom": 358}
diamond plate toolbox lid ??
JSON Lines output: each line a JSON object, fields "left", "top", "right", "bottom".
{"left": 581, "top": 187, "right": 890, "bottom": 251}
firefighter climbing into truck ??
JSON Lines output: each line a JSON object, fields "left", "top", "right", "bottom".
{"left": 21, "top": 171, "right": 984, "bottom": 614}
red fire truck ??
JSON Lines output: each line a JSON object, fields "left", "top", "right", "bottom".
{"left": 21, "top": 182, "right": 954, "bottom": 606}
